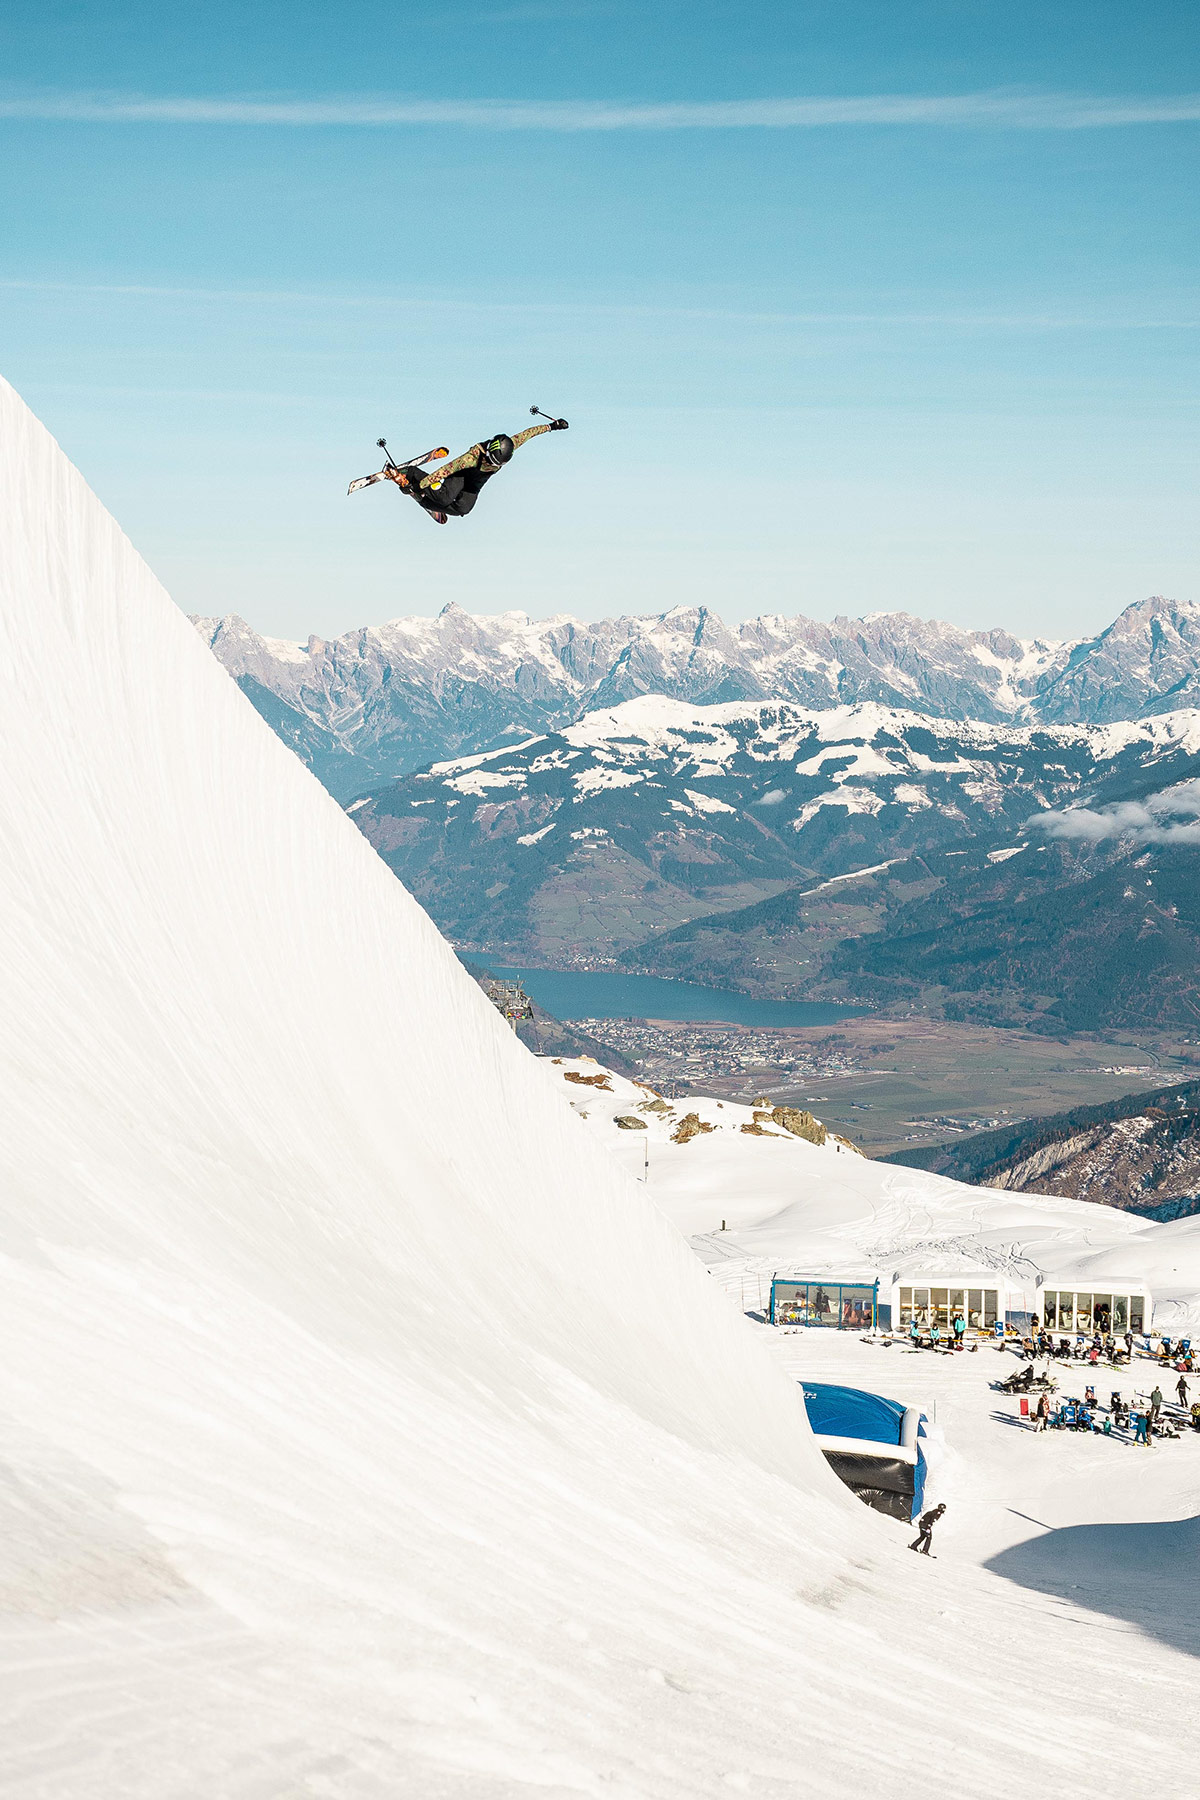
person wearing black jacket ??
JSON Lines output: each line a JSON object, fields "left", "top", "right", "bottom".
{"left": 403, "top": 418, "right": 568, "bottom": 523}
{"left": 909, "top": 1503, "right": 946, "bottom": 1555}
{"left": 348, "top": 414, "right": 569, "bottom": 525}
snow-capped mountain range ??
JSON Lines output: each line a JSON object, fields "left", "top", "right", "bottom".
{"left": 195, "top": 593, "right": 1200, "bottom": 798}
{"left": 349, "top": 693, "right": 1200, "bottom": 993}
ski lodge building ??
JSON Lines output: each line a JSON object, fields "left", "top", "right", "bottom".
{"left": 770, "top": 1258, "right": 1153, "bottom": 1337}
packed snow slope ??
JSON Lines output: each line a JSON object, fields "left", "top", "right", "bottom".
{"left": 556, "top": 1060, "right": 1200, "bottom": 1332}
{"left": 1, "top": 376, "right": 1198, "bottom": 1796}
{"left": 556, "top": 1060, "right": 1148, "bottom": 1260}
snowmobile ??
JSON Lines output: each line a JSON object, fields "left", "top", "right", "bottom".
{"left": 998, "top": 1366, "right": 1056, "bottom": 1395}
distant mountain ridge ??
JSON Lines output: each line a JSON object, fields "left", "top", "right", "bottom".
{"left": 343, "top": 695, "right": 1200, "bottom": 1026}
{"left": 884, "top": 1082, "right": 1200, "bottom": 1221}
{"left": 194, "top": 594, "right": 1200, "bottom": 798}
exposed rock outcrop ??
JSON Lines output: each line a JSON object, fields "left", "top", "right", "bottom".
{"left": 671, "top": 1112, "right": 716, "bottom": 1145}
{"left": 770, "top": 1106, "right": 828, "bottom": 1147}
{"left": 887, "top": 1079, "right": 1200, "bottom": 1219}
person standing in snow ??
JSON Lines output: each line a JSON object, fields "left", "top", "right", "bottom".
{"left": 1124, "top": 1329, "right": 1134, "bottom": 1360}
{"left": 952, "top": 1312, "right": 966, "bottom": 1349}
{"left": 1176, "top": 1374, "right": 1190, "bottom": 1409}
{"left": 1151, "top": 1383, "right": 1164, "bottom": 1421}
{"left": 909, "top": 1503, "right": 946, "bottom": 1555}
{"left": 1033, "top": 1392, "right": 1051, "bottom": 1433}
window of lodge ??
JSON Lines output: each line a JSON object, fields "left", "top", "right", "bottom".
{"left": 1041, "top": 1292, "right": 1144, "bottom": 1334}
{"left": 899, "top": 1286, "right": 997, "bottom": 1330}
{"left": 771, "top": 1280, "right": 877, "bottom": 1329}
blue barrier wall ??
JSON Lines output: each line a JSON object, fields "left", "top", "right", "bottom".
{"left": 801, "top": 1382, "right": 930, "bottom": 1522}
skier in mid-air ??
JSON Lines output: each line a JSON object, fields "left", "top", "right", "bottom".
{"left": 348, "top": 408, "right": 568, "bottom": 525}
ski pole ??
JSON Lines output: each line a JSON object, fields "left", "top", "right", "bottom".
{"left": 376, "top": 436, "right": 401, "bottom": 472}
{"left": 530, "top": 405, "right": 568, "bottom": 427}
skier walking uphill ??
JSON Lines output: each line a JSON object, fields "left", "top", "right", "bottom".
{"left": 349, "top": 410, "right": 568, "bottom": 526}
{"left": 909, "top": 1503, "right": 946, "bottom": 1556}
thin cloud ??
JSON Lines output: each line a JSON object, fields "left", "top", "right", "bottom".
{"left": 1, "top": 89, "right": 1199, "bottom": 131}
{"left": 1, "top": 279, "right": 1195, "bottom": 335}
{"left": 1028, "top": 779, "right": 1200, "bottom": 844}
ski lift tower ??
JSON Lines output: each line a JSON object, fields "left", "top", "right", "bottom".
{"left": 480, "top": 977, "right": 535, "bottom": 1034}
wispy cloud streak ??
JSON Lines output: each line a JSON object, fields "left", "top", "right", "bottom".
{"left": 1, "top": 89, "right": 1199, "bottom": 130}
{"left": 3, "top": 277, "right": 1195, "bottom": 332}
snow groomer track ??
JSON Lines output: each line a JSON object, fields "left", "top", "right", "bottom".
{"left": 0, "top": 374, "right": 1195, "bottom": 1797}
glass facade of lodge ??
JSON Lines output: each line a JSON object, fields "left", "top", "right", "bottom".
{"left": 899, "top": 1287, "right": 1000, "bottom": 1332}
{"left": 773, "top": 1280, "right": 1150, "bottom": 1335}
{"left": 771, "top": 1280, "right": 878, "bottom": 1329}
{"left": 1040, "top": 1290, "right": 1144, "bottom": 1334}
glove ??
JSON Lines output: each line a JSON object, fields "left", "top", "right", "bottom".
{"left": 551, "top": 417, "right": 569, "bottom": 430}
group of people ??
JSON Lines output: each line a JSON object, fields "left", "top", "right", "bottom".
{"left": 1028, "top": 1372, "right": 1200, "bottom": 1443}
{"left": 908, "top": 1313, "right": 970, "bottom": 1351}
{"left": 1028, "top": 1326, "right": 1133, "bottom": 1366}
{"left": 1023, "top": 1327, "right": 1196, "bottom": 1377}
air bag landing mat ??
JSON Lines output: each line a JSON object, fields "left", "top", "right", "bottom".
{"left": 822, "top": 1451, "right": 915, "bottom": 1522}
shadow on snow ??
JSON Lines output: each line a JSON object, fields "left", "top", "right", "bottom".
{"left": 986, "top": 1513, "right": 1200, "bottom": 1658}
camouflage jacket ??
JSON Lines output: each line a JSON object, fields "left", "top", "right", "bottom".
{"left": 422, "top": 421, "right": 552, "bottom": 490}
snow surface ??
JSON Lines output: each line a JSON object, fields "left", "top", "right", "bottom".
{"left": 556, "top": 1062, "right": 1150, "bottom": 1280}
{"left": 563, "top": 1062, "right": 1200, "bottom": 1658}
{"left": 563, "top": 1058, "right": 1200, "bottom": 1337}
{"left": 3, "top": 377, "right": 1200, "bottom": 1794}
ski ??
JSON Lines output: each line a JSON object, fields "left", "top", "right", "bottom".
{"left": 401, "top": 445, "right": 450, "bottom": 470}
{"left": 348, "top": 447, "right": 449, "bottom": 496}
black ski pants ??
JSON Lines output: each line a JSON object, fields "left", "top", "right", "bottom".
{"left": 408, "top": 464, "right": 496, "bottom": 519}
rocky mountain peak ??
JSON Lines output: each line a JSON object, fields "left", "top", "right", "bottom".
{"left": 194, "top": 594, "right": 1199, "bottom": 798}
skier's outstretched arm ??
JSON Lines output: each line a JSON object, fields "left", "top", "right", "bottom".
{"left": 511, "top": 419, "right": 568, "bottom": 450}
{"left": 422, "top": 418, "right": 567, "bottom": 489}
{"left": 511, "top": 422, "right": 551, "bottom": 450}
{"left": 423, "top": 443, "right": 483, "bottom": 489}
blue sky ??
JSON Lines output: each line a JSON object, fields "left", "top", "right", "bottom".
{"left": 1, "top": 1, "right": 1196, "bottom": 641}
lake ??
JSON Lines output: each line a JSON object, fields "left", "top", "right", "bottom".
{"left": 478, "top": 963, "right": 866, "bottom": 1028}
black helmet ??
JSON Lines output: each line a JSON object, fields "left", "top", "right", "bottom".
{"left": 483, "top": 433, "right": 515, "bottom": 467}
